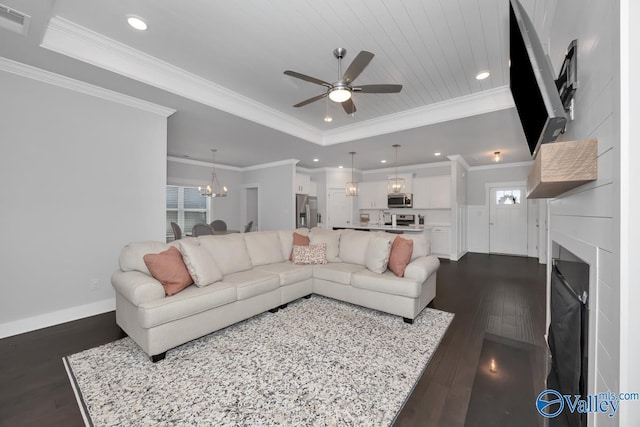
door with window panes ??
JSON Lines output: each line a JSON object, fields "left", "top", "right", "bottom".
{"left": 166, "top": 186, "right": 208, "bottom": 240}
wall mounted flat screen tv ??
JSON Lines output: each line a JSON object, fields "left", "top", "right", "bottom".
{"left": 510, "top": 0, "right": 567, "bottom": 158}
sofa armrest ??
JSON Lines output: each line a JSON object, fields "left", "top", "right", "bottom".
{"left": 404, "top": 255, "right": 440, "bottom": 283}
{"left": 111, "top": 270, "right": 165, "bottom": 306}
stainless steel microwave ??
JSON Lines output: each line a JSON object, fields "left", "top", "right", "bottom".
{"left": 387, "top": 193, "right": 412, "bottom": 208}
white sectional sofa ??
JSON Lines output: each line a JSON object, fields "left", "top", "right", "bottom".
{"left": 112, "top": 228, "right": 440, "bottom": 362}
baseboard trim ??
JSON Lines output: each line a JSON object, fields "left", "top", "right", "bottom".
{"left": 0, "top": 298, "right": 116, "bottom": 339}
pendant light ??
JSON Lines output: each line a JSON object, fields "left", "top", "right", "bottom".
{"left": 199, "top": 148, "right": 228, "bottom": 197}
{"left": 388, "top": 144, "right": 406, "bottom": 194}
{"left": 345, "top": 151, "right": 358, "bottom": 196}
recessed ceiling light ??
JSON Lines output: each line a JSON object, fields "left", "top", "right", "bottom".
{"left": 127, "top": 16, "right": 148, "bottom": 31}
{"left": 380, "top": 160, "right": 387, "bottom": 163}
{"left": 434, "top": 152, "right": 441, "bottom": 156}
{"left": 338, "top": 165, "right": 344, "bottom": 169}
{"left": 313, "top": 158, "right": 319, "bottom": 162}
{"left": 475, "top": 71, "right": 490, "bottom": 80}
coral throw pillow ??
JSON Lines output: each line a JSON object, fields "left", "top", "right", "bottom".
{"left": 292, "top": 244, "right": 328, "bottom": 265}
{"left": 143, "top": 247, "right": 193, "bottom": 296}
{"left": 388, "top": 237, "right": 414, "bottom": 277}
{"left": 289, "top": 232, "right": 310, "bottom": 261}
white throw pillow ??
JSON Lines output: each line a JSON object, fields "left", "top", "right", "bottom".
{"left": 244, "top": 231, "right": 284, "bottom": 266}
{"left": 178, "top": 239, "right": 223, "bottom": 287}
{"left": 309, "top": 228, "right": 341, "bottom": 262}
{"left": 365, "top": 235, "right": 393, "bottom": 274}
{"left": 339, "top": 230, "right": 373, "bottom": 265}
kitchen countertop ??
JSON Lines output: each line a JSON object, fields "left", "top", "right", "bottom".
{"left": 337, "top": 224, "right": 427, "bottom": 232}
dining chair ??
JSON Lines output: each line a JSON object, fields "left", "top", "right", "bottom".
{"left": 170, "top": 222, "right": 182, "bottom": 241}
{"left": 192, "top": 223, "right": 214, "bottom": 237}
{"left": 243, "top": 221, "right": 253, "bottom": 233}
{"left": 210, "top": 220, "right": 227, "bottom": 231}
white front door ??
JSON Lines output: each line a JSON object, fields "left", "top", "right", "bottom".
{"left": 327, "top": 189, "right": 352, "bottom": 228}
{"left": 489, "top": 186, "right": 528, "bottom": 255}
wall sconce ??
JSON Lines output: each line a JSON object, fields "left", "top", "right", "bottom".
{"left": 490, "top": 358, "right": 497, "bottom": 373}
{"left": 494, "top": 151, "right": 501, "bottom": 162}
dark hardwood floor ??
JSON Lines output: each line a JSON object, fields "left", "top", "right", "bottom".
{"left": 0, "top": 253, "right": 547, "bottom": 427}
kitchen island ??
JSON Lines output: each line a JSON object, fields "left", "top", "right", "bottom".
{"left": 332, "top": 224, "right": 426, "bottom": 233}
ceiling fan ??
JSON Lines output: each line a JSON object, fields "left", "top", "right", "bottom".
{"left": 284, "top": 48, "right": 402, "bottom": 115}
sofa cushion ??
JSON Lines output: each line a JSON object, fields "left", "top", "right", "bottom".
{"left": 179, "top": 239, "right": 224, "bottom": 287}
{"left": 138, "top": 282, "right": 237, "bottom": 328}
{"left": 198, "top": 234, "right": 253, "bottom": 276}
{"left": 220, "top": 270, "right": 280, "bottom": 300}
{"left": 402, "top": 233, "right": 429, "bottom": 260}
{"left": 254, "top": 262, "right": 313, "bottom": 286}
{"left": 143, "top": 247, "right": 193, "bottom": 296}
{"left": 351, "top": 270, "right": 422, "bottom": 298}
{"left": 388, "top": 237, "right": 413, "bottom": 277}
{"left": 289, "top": 232, "right": 310, "bottom": 261}
{"left": 313, "top": 262, "right": 365, "bottom": 285}
{"left": 309, "top": 228, "right": 341, "bottom": 262}
{"left": 339, "top": 230, "right": 373, "bottom": 265}
{"left": 244, "top": 231, "right": 285, "bottom": 266}
{"left": 364, "top": 235, "right": 392, "bottom": 274}
{"left": 119, "top": 241, "right": 180, "bottom": 275}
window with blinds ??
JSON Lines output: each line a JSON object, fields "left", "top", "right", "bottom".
{"left": 166, "top": 186, "right": 208, "bottom": 240}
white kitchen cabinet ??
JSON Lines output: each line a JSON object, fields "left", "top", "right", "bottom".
{"left": 358, "top": 181, "right": 388, "bottom": 209}
{"left": 412, "top": 177, "right": 429, "bottom": 209}
{"left": 412, "top": 175, "right": 451, "bottom": 209}
{"left": 430, "top": 227, "right": 450, "bottom": 256}
{"left": 308, "top": 181, "right": 317, "bottom": 197}
{"left": 295, "top": 173, "right": 311, "bottom": 194}
{"left": 428, "top": 175, "right": 451, "bottom": 208}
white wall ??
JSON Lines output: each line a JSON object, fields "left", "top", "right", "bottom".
{"left": 243, "top": 162, "right": 296, "bottom": 230}
{"left": 167, "top": 158, "right": 244, "bottom": 231}
{"left": 0, "top": 69, "right": 169, "bottom": 337}
{"left": 619, "top": 0, "right": 640, "bottom": 424}
{"left": 546, "top": 0, "right": 623, "bottom": 424}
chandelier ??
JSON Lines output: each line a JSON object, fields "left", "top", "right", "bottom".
{"left": 388, "top": 144, "right": 406, "bottom": 194}
{"left": 345, "top": 151, "right": 358, "bottom": 196}
{"left": 199, "top": 149, "right": 228, "bottom": 198}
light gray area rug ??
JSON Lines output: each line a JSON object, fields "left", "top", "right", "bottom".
{"left": 64, "top": 295, "right": 453, "bottom": 426}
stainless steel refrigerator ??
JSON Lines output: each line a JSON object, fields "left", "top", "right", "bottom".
{"left": 296, "top": 194, "right": 318, "bottom": 229}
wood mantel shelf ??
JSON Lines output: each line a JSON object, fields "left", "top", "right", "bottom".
{"left": 527, "top": 139, "right": 597, "bottom": 199}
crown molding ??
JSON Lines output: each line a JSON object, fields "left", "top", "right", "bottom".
{"left": 468, "top": 160, "right": 534, "bottom": 171}
{"left": 361, "top": 160, "right": 451, "bottom": 175}
{"left": 41, "top": 16, "right": 515, "bottom": 147}
{"left": 167, "top": 156, "right": 243, "bottom": 171}
{"left": 41, "top": 17, "right": 321, "bottom": 143}
{"left": 0, "top": 56, "right": 175, "bottom": 117}
{"left": 320, "top": 86, "right": 515, "bottom": 146}
{"left": 241, "top": 159, "right": 299, "bottom": 171}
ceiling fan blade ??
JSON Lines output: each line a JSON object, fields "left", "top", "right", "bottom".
{"left": 284, "top": 70, "right": 332, "bottom": 88}
{"left": 343, "top": 51, "right": 374, "bottom": 84}
{"left": 341, "top": 98, "right": 356, "bottom": 115}
{"left": 353, "top": 84, "right": 403, "bottom": 93}
{"left": 293, "top": 92, "right": 328, "bottom": 108}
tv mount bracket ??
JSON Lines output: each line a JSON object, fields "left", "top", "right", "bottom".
{"left": 556, "top": 39, "right": 578, "bottom": 121}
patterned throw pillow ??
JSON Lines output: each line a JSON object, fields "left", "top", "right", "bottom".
{"left": 289, "top": 232, "right": 310, "bottom": 261}
{"left": 292, "top": 243, "right": 328, "bottom": 265}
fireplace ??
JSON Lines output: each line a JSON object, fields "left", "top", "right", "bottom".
{"left": 547, "top": 246, "right": 589, "bottom": 427}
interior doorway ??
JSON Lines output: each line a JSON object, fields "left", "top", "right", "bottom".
{"left": 489, "top": 185, "right": 528, "bottom": 256}
{"left": 243, "top": 185, "right": 259, "bottom": 232}
{"left": 327, "top": 189, "right": 352, "bottom": 229}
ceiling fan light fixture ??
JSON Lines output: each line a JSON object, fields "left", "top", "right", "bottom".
{"left": 328, "top": 87, "right": 352, "bottom": 103}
